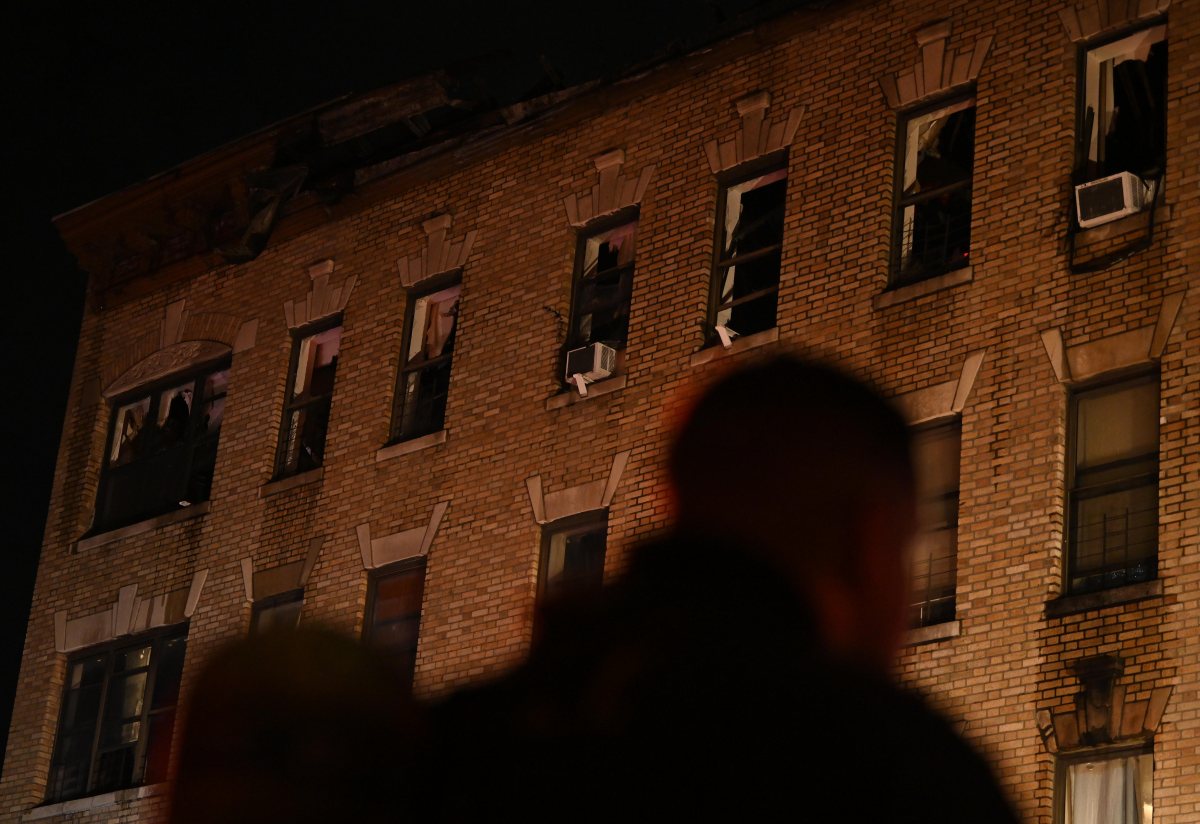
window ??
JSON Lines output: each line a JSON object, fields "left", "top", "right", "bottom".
{"left": 708, "top": 159, "right": 787, "bottom": 344}
{"left": 564, "top": 215, "right": 638, "bottom": 368}
{"left": 363, "top": 560, "right": 426, "bottom": 692}
{"left": 250, "top": 590, "right": 303, "bottom": 634}
{"left": 1067, "top": 373, "right": 1158, "bottom": 595}
{"left": 1058, "top": 749, "right": 1152, "bottom": 824}
{"left": 1077, "top": 24, "right": 1166, "bottom": 186}
{"left": 277, "top": 322, "right": 342, "bottom": 477}
{"left": 95, "top": 362, "right": 229, "bottom": 531}
{"left": 539, "top": 512, "right": 608, "bottom": 601}
{"left": 893, "top": 96, "right": 975, "bottom": 285}
{"left": 910, "top": 420, "right": 960, "bottom": 627}
{"left": 46, "top": 630, "right": 187, "bottom": 802}
{"left": 391, "top": 279, "right": 460, "bottom": 441}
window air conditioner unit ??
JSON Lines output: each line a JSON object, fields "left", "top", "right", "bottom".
{"left": 565, "top": 343, "right": 617, "bottom": 393}
{"left": 1075, "top": 171, "right": 1148, "bottom": 229}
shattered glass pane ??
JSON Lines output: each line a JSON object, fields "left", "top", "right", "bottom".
{"left": 898, "top": 100, "right": 974, "bottom": 279}
{"left": 543, "top": 521, "right": 607, "bottom": 599}
{"left": 109, "top": 398, "right": 150, "bottom": 466}
{"left": 721, "top": 169, "right": 786, "bottom": 255}
{"left": 573, "top": 221, "right": 637, "bottom": 347}
{"left": 292, "top": 326, "right": 342, "bottom": 400}
{"left": 406, "top": 285, "right": 461, "bottom": 364}
{"left": 1082, "top": 26, "right": 1166, "bottom": 178}
{"left": 155, "top": 383, "right": 193, "bottom": 448}
{"left": 712, "top": 168, "right": 785, "bottom": 338}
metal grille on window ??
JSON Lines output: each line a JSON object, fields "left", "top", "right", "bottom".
{"left": 910, "top": 421, "right": 960, "bottom": 627}
{"left": 1068, "top": 376, "right": 1158, "bottom": 595}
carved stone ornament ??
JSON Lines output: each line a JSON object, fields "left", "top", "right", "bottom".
{"left": 104, "top": 340, "right": 231, "bottom": 398}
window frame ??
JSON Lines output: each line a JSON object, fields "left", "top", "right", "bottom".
{"left": 46, "top": 626, "right": 188, "bottom": 803}
{"left": 249, "top": 588, "right": 304, "bottom": 635}
{"left": 1065, "top": 369, "right": 1159, "bottom": 596}
{"left": 1054, "top": 743, "right": 1153, "bottom": 824}
{"left": 706, "top": 150, "right": 789, "bottom": 347}
{"left": 889, "top": 91, "right": 976, "bottom": 287}
{"left": 274, "top": 317, "right": 343, "bottom": 479}
{"left": 909, "top": 416, "right": 961, "bottom": 628}
{"left": 362, "top": 557, "right": 428, "bottom": 693}
{"left": 389, "top": 272, "right": 462, "bottom": 443}
{"left": 94, "top": 357, "right": 231, "bottom": 532}
{"left": 565, "top": 207, "right": 640, "bottom": 351}
{"left": 1073, "top": 19, "right": 1168, "bottom": 186}
{"left": 538, "top": 510, "right": 609, "bottom": 602}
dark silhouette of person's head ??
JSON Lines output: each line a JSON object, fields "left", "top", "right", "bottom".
{"left": 170, "top": 629, "right": 425, "bottom": 824}
{"left": 669, "top": 355, "right": 916, "bottom": 670}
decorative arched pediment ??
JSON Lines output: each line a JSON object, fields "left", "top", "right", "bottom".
{"left": 104, "top": 339, "right": 231, "bottom": 398}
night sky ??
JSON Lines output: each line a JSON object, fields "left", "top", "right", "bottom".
{"left": 0, "top": 0, "right": 834, "bottom": 769}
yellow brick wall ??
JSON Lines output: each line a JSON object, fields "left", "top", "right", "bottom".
{"left": 3, "top": 0, "right": 1196, "bottom": 821}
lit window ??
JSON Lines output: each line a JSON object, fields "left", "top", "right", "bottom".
{"left": 709, "top": 160, "right": 787, "bottom": 344}
{"left": 539, "top": 513, "right": 608, "bottom": 601}
{"left": 1060, "top": 750, "right": 1152, "bottom": 824}
{"left": 250, "top": 590, "right": 303, "bottom": 635}
{"left": 893, "top": 96, "right": 975, "bottom": 285}
{"left": 1077, "top": 25, "right": 1166, "bottom": 186}
{"left": 392, "top": 280, "right": 460, "bottom": 441}
{"left": 277, "top": 323, "right": 342, "bottom": 477}
{"left": 1067, "top": 374, "right": 1158, "bottom": 595}
{"left": 96, "top": 363, "right": 229, "bottom": 531}
{"left": 910, "top": 420, "right": 960, "bottom": 626}
{"left": 363, "top": 561, "right": 426, "bottom": 692}
{"left": 47, "top": 631, "right": 187, "bottom": 802}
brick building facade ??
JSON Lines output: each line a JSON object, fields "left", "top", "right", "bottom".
{"left": 3, "top": 0, "right": 1196, "bottom": 821}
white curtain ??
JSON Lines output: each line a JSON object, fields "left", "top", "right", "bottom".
{"left": 1067, "top": 755, "right": 1149, "bottom": 824}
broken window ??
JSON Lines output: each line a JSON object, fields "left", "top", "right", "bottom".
{"left": 1078, "top": 25, "right": 1166, "bottom": 185}
{"left": 392, "top": 279, "right": 460, "bottom": 441}
{"left": 709, "top": 162, "right": 787, "bottom": 344}
{"left": 539, "top": 512, "right": 608, "bottom": 602}
{"left": 95, "top": 362, "right": 229, "bottom": 531}
{"left": 567, "top": 216, "right": 638, "bottom": 356}
{"left": 364, "top": 560, "right": 426, "bottom": 693}
{"left": 46, "top": 630, "right": 187, "bottom": 802}
{"left": 1059, "top": 750, "right": 1152, "bottom": 824}
{"left": 893, "top": 97, "right": 975, "bottom": 285}
{"left": 1068, "top": 373, "right": 1158, "bottom": 595}
{"left": 910, "top": 420, "right": 960, "bottom": 627}
{"left": 250, "top": 590, "right": 304, "bottom": 635}
{"left": 277, "top": 323, "right": 341, "bottom": 476}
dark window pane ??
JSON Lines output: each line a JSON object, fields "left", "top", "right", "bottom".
{"left": 542, "top": 519, "right": 608, "bottom": 600}
{"left": 572, "top": 221, "right": 637, "bottom": 349}
{"left": 252, "top": 595, "right": 303, "bottom": 635}
{"left": 394, "top": 283, "right": 460, "bottom": 440}
{"left": 910, "top": 421, "right": 960, "bottom": 626}
{"left": 142, "top": 711, "right": 177, "bottom": 786}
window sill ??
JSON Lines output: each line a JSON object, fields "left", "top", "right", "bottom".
{"left": 905, "top": 619, "right": 961, "bottom": 647}
{"left": 874, "top": 266, "right": 972, "bottom": 309}
{"left": 376, "top": 429, "right": 448, "bottom": 461}
{"left": 546, "top": 373, "right": 627, "bottom": 410}
{"left": 688, "top": 327, "right": 779, "bottom": 367}
{"left": 1045, "top": 579, "right": 1162, "bottom": 618}
{"left": 27, "top": 783, "right": 167, "bottom": 820}
{"left": 76, "top": 502, "right": 210, "bottom": 553}
{"left": 260, "top": 467, "right": 324, "bottom": 498}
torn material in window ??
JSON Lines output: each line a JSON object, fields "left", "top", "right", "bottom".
{"left": 1080, "top": 25, "right": 1166, "bottom": 181}
{"left": 713, "top": 167, "right": 786, "bottom": 340}
{"left": 571, "top": 220, "right": 637, "bottom": 349}
{"left": 895, "top": 98, "right": 974, "bottom": 284}
{"left": 280, "top": 326, "right": 342, "bottom": 476}
{"left": 394, "top": 281, "right": 461, "bottom": 442}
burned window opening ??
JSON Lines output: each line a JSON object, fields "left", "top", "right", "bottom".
{"left": 1067, "top": 373, "right": 1158, "bottom": 596}
{"left": 892, "top": 97, "right": 975, "bottom": 287}
{"left": 707, "top": 162, "right": 787, "bottom": 345}
{"left": 94, "top": 362, "right": 229, "bottom": 533}
{"left": 250, "top": 590, "right": 304, "bottom": 635}
{"left": 276, "top": 323, "right": 342, "bottom": 478}
{"left": 562, "top": 215, "right": 637, "bottom": 388}
{"left": 392, "top": 278, "right": 461, "bottom": 442}
{"left": 1067, "top": 25, "right": 1167, "bottom": 272}
{"left": 910, "top": 420, "right": 961, "bottom": 628}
